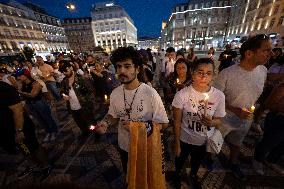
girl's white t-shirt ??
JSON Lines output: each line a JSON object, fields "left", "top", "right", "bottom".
{"left": 172, "top": 85, "right": 226, "bottom": 146}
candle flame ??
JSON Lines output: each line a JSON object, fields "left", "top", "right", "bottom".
{"left": 204, "top": 93, "right": 209, "bottom": 101}
{"left": 108, "top": 77, "right": 111, "bottom": 81}
{"left": 250, "top": 105, "right": 255, "bottom": 113}
{"left": 176, "top": 78, "right": 180, "bottom": 84}
{"left": 89, "top": 125, "right": 96, "bottom": 130}
{"left": 104, "top": 95, "right": 108, "bottom": 101}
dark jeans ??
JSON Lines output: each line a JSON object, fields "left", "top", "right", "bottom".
{"left": 46, "top": 81, "right": 61, "bottom": 101}
{"left": 26, "top": 100, "right": 58, "bottom": 134}
{"left": 254, "top": 112, "right": 284, "bottom": 163}
{"left": 71, "top": 109, "right": 90, "bottom": 136}
{"left": 175, "top": 141, "right": 207, "bottom": 176}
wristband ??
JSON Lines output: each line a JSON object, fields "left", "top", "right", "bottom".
{"left": 17, "top": 128, "right": 23, "bottom": 132}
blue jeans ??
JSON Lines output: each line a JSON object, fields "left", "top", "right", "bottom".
{"left": 46, "top": 81, "right": 61, "bottom": 101}
{"left": 26, "top": 100, "right": 58, "bottom": 134}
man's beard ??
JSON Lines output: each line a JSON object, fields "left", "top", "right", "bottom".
{"left": 119, "top": 73, "right": 136, "bottom": 84}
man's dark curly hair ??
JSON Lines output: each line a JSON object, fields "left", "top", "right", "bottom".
{"left": 110, "top": 47, "right": 142, "bottom": 68}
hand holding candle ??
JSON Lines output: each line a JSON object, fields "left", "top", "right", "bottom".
{"left": 204, "top": 93, "right": 209, "bottom": 116}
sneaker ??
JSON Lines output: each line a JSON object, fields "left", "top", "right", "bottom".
{"left": 264, "top": 161, "right": 284, "bottom": 175}
{"left": 50, "top": 133, "right": 57, "bottom": 141}
{"left": 189, "top": 175, "right": 202, "bottom": 189}
{"left": 43, "top": 133, "right": 50, "bottom": 143}
{"left": 230, "top": 163, "right": 246, "bottom": 180}
{"left": 17, "top": 166, "right": 34, "bottom": 179}
{"left": 39, "top": 166, "right": 51, "bottom": 182}
{"left": 252, "top": 160, "right": 264, "bottom": 175}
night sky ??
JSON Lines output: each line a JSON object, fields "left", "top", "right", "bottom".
{"left": 16, "top": 0, "right": 187, "bottom": 37}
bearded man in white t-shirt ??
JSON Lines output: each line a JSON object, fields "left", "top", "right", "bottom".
{"left": 214, "top": 34, "right": 272, "bottom": 180}
{"left": 95, "top": 47, "right": 169, "bottom": 176}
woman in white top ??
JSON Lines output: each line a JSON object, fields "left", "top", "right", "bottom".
{"left": 172, "top": 58, "right": 226, "bottom": 189}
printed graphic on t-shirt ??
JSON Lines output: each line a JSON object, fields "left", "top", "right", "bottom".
{"left": 185, "top": 100, "right": 214, "bottom": 134}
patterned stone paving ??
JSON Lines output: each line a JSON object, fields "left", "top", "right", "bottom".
{"left": 0, "top": 88, "right": 284, "bottom": 189}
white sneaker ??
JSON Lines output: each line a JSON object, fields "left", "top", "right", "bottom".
{"left": 50, "top": 133, "right": 57, "bottom": 141}
{"left": 43, "top": 133, "right": 50, "bottom": 143}
{"left": 252, "top": 160, "right": 264, "bottom": 175}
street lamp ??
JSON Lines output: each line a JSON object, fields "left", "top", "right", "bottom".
{"left": 66, "top": 3, "right": 76, "bottom": 11}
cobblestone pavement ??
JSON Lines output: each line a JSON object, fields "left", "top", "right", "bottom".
{"left": 0, "top": 88, "right": 284, "bottom": 189}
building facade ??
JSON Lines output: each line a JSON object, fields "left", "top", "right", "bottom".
{"left": 62, "top": 17, "right": 95, "bottom": 53}
{"left": 0, "top": 2, "right": 47, "bottom": 54}
{"left": 227, "top": 0, "right": 284, "bottom": 47}
{"left": 91, "top": 1, "right": 137, "bottom": 52}
{"left": 161, "top": 0, "right": 232, "bottom": 50}
{"left": 138, "top": 37, "right": 159, "bottom": 50}
{"left": 23, "top": 2, "right": 69, "bottom": 53}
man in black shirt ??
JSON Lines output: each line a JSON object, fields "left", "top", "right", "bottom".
{"left": 218, "top": 44, "right": 238, "bottom": 72}
{"left": 0, "top": 81, "right": 50, "bottom": 181}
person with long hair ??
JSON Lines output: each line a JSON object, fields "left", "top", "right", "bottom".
{"left": 166, "top": 58, "right": 191, "bottom": 103}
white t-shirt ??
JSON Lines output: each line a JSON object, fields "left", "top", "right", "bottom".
{"left": 108, "top": 83, "right": 169, "bottom": 152}
{"left": 172, "top": 85, "right": 226, "bottom": 146}
{"left": 214, "top": 64, "right": 267, "bottom": 110}
{"left": 160, "top": 57, "right": 175, "bottom": 77}
{"left": 68, "top": 86, "right": 81, "bottom": 110}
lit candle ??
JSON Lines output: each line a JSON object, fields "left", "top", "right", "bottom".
{"left": 250, "top": 105, "right": 255, "bottom": 113}
{"left": 108, "top": 77, "right": 112, "bottom": 81}
{"left": 88, "top": 68, "right": 91, "bottom": 74}
{"left": 62, "top": 93, "right": 68, "bottom": 98}
{"left": 204, "top": 93, "right": 209, "bottom": 116}
{"left": 176, "top": 78, "right": 180, "bottom": 84}
{"left": 89, "top": 124, "right": 96, "bottom": 131}
{"left": 104, "top": 95, "right": 108, "bottom": 102}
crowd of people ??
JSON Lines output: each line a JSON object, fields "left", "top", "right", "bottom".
{"left": 0, "top": 33, "right": 284, "bottom": 188}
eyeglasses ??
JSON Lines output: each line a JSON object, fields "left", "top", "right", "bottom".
{"left": 194, "top": 71, "right": 212, "bottom": 78}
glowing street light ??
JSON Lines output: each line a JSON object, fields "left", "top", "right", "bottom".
{"left": 66, "top": 3, "right": 76, "bottom": 11}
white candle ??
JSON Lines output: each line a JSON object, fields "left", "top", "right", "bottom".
{"left": 204, "top": 93, "right": 209, "bottom": 116}
{"left": 88, "top": 68, "right": 91, "bottom": 74}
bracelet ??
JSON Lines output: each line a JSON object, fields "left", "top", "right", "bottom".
{"left": 17, "top": 128, "right": 23, "bottom": 132}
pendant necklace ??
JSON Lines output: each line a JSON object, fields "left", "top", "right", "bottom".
{"left": 123, "top": 84, "right": 140, "bottom": 120}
